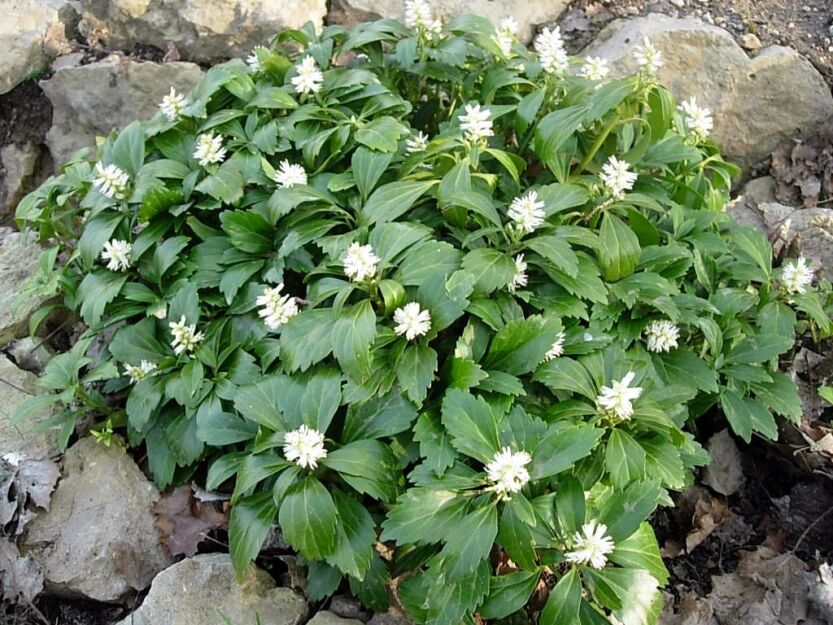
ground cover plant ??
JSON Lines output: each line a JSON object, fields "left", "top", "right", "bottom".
{"left": 14, "top": 4, "right": 833, "bottom": 624}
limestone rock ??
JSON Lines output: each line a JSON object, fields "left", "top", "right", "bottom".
{"left": 309, "top": 612, "right": 364, "bottom": 625}
{"left": 22, "top": 437, "right": 172, "bottom": 601}
{"left": 0, "top": 228, "right": 47, "bottom": 347}
{"left": 583, "top": 15, "right": 833, "bottom": 168}
{"left": 0, "top": 356, "right": 56, "bottom": 457}
{"left": 758, "top": 203, "right": 833, "bottom": 282}
{"left": 114, "top": 553, "right": 308, "bottom": 625}
{"left": 78, "top": 0, "right": 327, "bottom": 63}
{"left": 1, "top": 143, "right": 44, "bottom": 216}
{"left": 328, "top": 0, "right": 569, "bottom": 42}
{"left": 41, "top": 57, "right": 203, "bottom": 166}
{"left": 1, "top": 0, "right": 71, "bottom": 95}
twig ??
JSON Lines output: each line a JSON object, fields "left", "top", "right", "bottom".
{"left": 792, "top": 501, "right": 833, "bottom": 553}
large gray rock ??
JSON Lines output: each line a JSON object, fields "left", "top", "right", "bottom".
{"left": 0, "top": 228, "right": 47, "bottom": 347}
{"left": 114, "top": 553, "right": 308, "bottom": 625}
{"left": 1, "top": 143, "right": 44, "bottom": 216}
{"left": 583, "top": 15, "right": 833, "bottom": 169}
{"left": 78, "top": 0, "right": 327, "bottom": 63}
{"left": 1, "top": 0, "right": 72, "bottom": 95}
{"left": 757, "top": 203, "right": 833, "bottom": 282}
{"left": 22, "top": 437, "right": 172, "bottom": 601}
{"left": 309, "top": 612, "right": 363, "bottom": 625}
{"left": 0, "top": 356, "right": 56, "bottom": 457}
{"left": 41, "top": 57, "right": 203, "bottom": 166}
{"left": 329, "top": 0, "right": 569, "bottom": 42}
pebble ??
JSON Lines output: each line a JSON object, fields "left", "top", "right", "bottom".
{"left": 668, "top": 0, "right": 685, "bottom": 7}
{"left": 739, "top": 33, "right": 762, "bottom": 51}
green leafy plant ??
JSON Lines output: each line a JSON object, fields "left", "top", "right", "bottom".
{"left": 16, "top": 7, "right": 831, "bottom": 624}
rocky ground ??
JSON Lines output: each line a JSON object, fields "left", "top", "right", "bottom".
{"left": 2, "top": 0, "right": 833, "bottom": 624}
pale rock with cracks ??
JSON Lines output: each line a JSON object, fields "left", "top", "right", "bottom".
{"left": 41, "top": 57, "right": 203, "bottom": 166}
{"left": 0, "top": 356, "right": 57, "bottom": 458}
{"left": 582, "top": 15, "right": 833, "bottom": 168}
{"left": 0, "top": 228, "right": 49, "bottom": 347}
{"left": 78, "top": 0, "right": 327, "bottom": 62}
{"left": 114, "top": 554, "right": 308, "bottom": 625}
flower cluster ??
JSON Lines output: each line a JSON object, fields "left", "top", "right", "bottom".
{"left": 257, "top": 284, "right": 299, "bottom": 330}
{"left": 782, "top": 257, "right": 814, "bottom": 294}
{"left": 247, "top": 46, "right": 267, "bottom": 73}
{"left": 123, "top": 360, "right": 156, "bottom": 384}
{"left": 634, "top": 37, "right": 663, "bottom": 75}
{"left": 292, "top": 56, "right": 324, "bottom": 95}
{"left": 508, "top": 190, "right": 546, "bottom": 234}
{"left": 565, "top": 521, "right": 615, "bottom": 569}
{"left": 535, "top": 26, "right": 569, "bottom": 76}
{"left": 508, "top": 254, "right": 528, "bottom": 292}
{"left": 579, "top": 56, "right": 610, "bottom": 81}
{"left": 679, "top": 97, "right": 714, "bottom": 140}
{"left": 101, "top": 239, "right": 132, "bottom": 272}
{"left": 405, "top": 131, "right": 429, "bottom": 154}
{"left": 493, "top": 17, "right": 518, "bottom": 57}
{"left": 193, "top": 133, "right": 226, "bottom": 167}
{"left": 92, "top": 163, "right": 129, "bottom": 200}
{"left": 393, "top": 302, "right": 431, "bottom": 340}
{"left": 404, "top": 0, "right": 442, "bottom": 33}
{"left": 274, "top": 160, "right": 308, "bottom": 188}
{"left": 485, "top": 447, "right": 531, "bottom": 498}
{"left": 600, "top": 155, "right": 637, "bottom": 198}
{"left": 597, "top": 372, "right": 642, "bottom": 420}
{"left": 283, "top": 425, "right": 328, "bottom": 469}
{"left": 169, "top": 316, "right": 204, "bottom": 355}
{"left": 159, "top": 87, "right": 187, "bottom": 122}
{"left": 459, "top": 103, "right": 493, "bottom": 144}
{"left": 542, "top": 331, "right": 566, "bottom": 362}
{"left": 645, "top": 320, "right": 680, "bottom": 353}
{"left": 343, "top": 243, "right": 380, "bottom": 282}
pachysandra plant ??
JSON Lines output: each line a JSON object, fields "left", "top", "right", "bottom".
{"left": 16, "top": 5, "right": 832, "bottom": 625}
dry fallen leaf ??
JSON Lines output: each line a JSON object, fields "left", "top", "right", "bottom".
{"left": 152, "top": 484, "right": 227, "bottom": 557}
{"left": 0, "top": 539, "right": 44, "bottom": 603}
{"left": 110, "top": 541, "right": 161, "bottom": 591}
{"left": 685, "top": 495, "right": 731, "bottom": 554}
{"left": 703, "top": 429, "right": 745, "bottom": 496}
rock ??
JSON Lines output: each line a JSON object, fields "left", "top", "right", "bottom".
{"left": 1, "top": 143, "right": 44, "bottom": 216}
{"left": 0, "top": 228, "right": 47, "bottom": 347}
{"left": 6, "top": 336, "right": 55, "bottom": 374}
{"left": 702, "top": 429, "right": 745, "bottom": 496}
{"left": 41, "top": 57, "right": 203, "bottom": 166}
{"left": 1, "top": 0, "right": 71, "bottom": 95}
{"left": 309, "top": 612, "right": 363, "bottom": 625}
{"left": 78, "top": 0, "right": 327, "bottom": 63}
{"left": 582, "top": 15, "right": 833, "bottom": 168}
{"left": 757, "top": 203, "right": 833, "bottom": 281}
{"left": 739, "top": 33, "right": 762, "bottom": 51}
{"left": 328, "top": 0, "right": 569, "bottom": 43}
{"left": 742, "top": 175, "right": 777, "bottom": 206}
{"left": 22, "top": 437, "right": 172, "bottom": 601}
{"left": 114, "top": 553, "right": 307, "bottom": 625}
{"left": 0, "top": 356, "right": 57, "bottom": 457}
{"left": 368, "top": 610, "right": 414, "bottom": 625}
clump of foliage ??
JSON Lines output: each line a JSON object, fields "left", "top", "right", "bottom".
{"left": 16, "top": 8, "right": 831, "bottom": 624}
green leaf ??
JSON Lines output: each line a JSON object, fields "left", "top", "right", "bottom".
{"left": 396, "top": 240, "right": 462, "bottom": 286}
{"left": 109, "top": 318, "right": 166, "bottom": 363}
{"left": 360, "top": 180, "right": 436, "bottom": 225}
{"left": 356, "top": 116, "right": 406, "bottom": 152}
{"left": 369, "top": 221, "right": 432, "bottom": 264}
{"left": 352, "top": 147, "right": 394, "bottom": 199}
{"left": 555, "top": 476, "right": 586, "bottom": 536}
{"left": 609, "top": 522, "right": 668, "bottom": 585}
{"left": 540, "top": 568, "right": 581, "bottom": 625}
{"left": 332, "top": 300, "right": 376, "bottom": 373}
{"left": 592, "top": 568, "right": 662, "bottom": 625}
{"left": 280, "top": 309, "right": 336, "bottom": 372}
{"left": 221, "top": 210, "right": 274, "bottom": 254}
{"left": 396, "top": 344, "right": 438, "bottom": 405}
{"left": 78, "top": 210, "right": 124, "bottom": 268}
{"left": 327, "top": 489, "right": 375, "bottom": 579}
{"left": 598, "top": 213, "right": 641, "bottom": 281}
{"left": 598, "top": 480, "right": 663, "bottom": 542}
{"left": 480, "top": 571, "right": 540, "bottom": 620}
{"left": 195, "top": 158, "right": 245, "bottom": 204}
{"left": 725, "top": 333, "right": 793, "bottom": 365}
{"left": 731, "top": 226, "right": 772, "bottom": 278}
{"left": 278, "top": 476, "right": 338, "bottom": 559}
{"left": 413, "top": 411, "right": 457, "bottom": 474}
{"left": 605, "top": 430, "right": 646, "bottom": 489}
{"left": 534, "top": 358, "right": 597, "bottom": 400}
{"left": 111, "top": 121, "right": 145, "bottom": 176}
{"left": 342, "top": 390, "right": 417, "bottom": 442}
{"left": 229, "top": 492, "right": 276, "bottom": 576}
{"left": 441, "top": 389, "right": 501, "bottom": 463}
{"left": 526, "top": 235, "right": 579, "bottom": 277}
{"left": 248, "top": 86, "right": 297, "bottom": 109}
{"left": 381, "top": 488, "right": 467, "bottom": 545}
{"left": 321, "top": 439, "right": 397, "bottom": 502}
{"left": 416, "top": 270, "right": 474, "bottom": 332}
{"left": 77, "top": 271, "right": 127, "bottom": 327}
{"left": 498, "top": 503, "right": 538, "bottom": 570}
{"left": 484, "top": 315, "right": 561, "bottom": 376}
{"left": 719, "top": 390, "right": 777, "bottom": 442}
{"left": 751, "top": 372, "right": 802, "bottom": 422}
{"left": 234, "top": 376, "right": 287, "bottom": 431}
{"left": 657, "top": 349, "right": 718, "bottom": 394}
{"left": 534, "top": 105, "right": 586, "bottom": 167}
{"left": 439, "top": 505, "right": 498, "bottom": 579}
{"left": 461, "top": 248, "right": 516, "bottom": 293}
{"left": 532, "top": 424, "right": 603, "bottom": 479}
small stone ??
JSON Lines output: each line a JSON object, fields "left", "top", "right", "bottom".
{"left": 668, "top": 0, "right": 685, "bottom": 8}
{"left": 739, "top": 33, "right": 762, "bottom": 50}
{"left": 114, "top": 554, "right": 307, "bottom": 625}
{"left": 1, "top": 143, "right": 42, "bottom": 215}
{"left": 742, "top": 176, "right": 777, "bottom": 206}
{"left": 0, "top": 355, "right": 57, "bottom": 457}
{"left": 0, "top": 228, "right": 48, "bottom": 347}
{"left": 22, "top": 438, "right": 173, "bottom": 601}
{"left": 49, "top": 52, "right": 84, "bottom": 72}
{"left": 309, "top": 612, "right": 363, "bottom": 625}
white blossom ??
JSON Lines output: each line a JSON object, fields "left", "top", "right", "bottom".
{"left": 600, "top": 155, "right": 638, "bottom": 198}
{"left": 247, "top": 46, "right": 267, "bottom": 73}
{"left": 159, "top": 87, "right": 187, "bottom": 121}
{"left": 193, "top": 132, "right": 227, "bottom": 167}
{"left": 679, "top": 97, "right": 713, "bottom": 140}
{"left": 508, "top": 190, "right": 546, "bottom": 234}
{"left": 124, "top": 360, "right": 156, "bottom": 384}
{"left": 645, "top": 320, "right": 680, "bottom": 353}
{"left": 542, "top": 331, "right": 567, "bottom": 362}
{"left": 92, "top": 162, "right": 129, "bottom": 199}
{"left": 291, "top": 55, "right": 324, "bottom": 95}
{"left": 459, "top": 103, "right": 494, "bottom": 143}
{"left": 579, "top": 56, "right": 610, "bottom": 81}
{"left": 597, "top": 371, "right": 642, "bottom": 420}
{"left": 274, "top": 160, "right": 308, "bottom": 188}
{"left": 405, "top": 0, "right": 441, "bottom": 33}
{"left": 343, "top": 242, "right": 380, "bottom": 282}
{"left": 485, "top": 446, "right": 532, "bottom": 498}
{"left": 405, "top": 130, "right": 430, "bottom": 154}
{"left": 535, "top": 26, "right": 569, "bottom": 76}
{"left": 782, "top": 257, "right": 814, "bottom": 294}
{"left": 565, "top": 521, "right": 615, "bottom": 569}
{"left": 257, "top": 284, "right": 299, "bottom": 331}
{"left": 634, "top": 37, "right": 663, "bottom": 75}
{"left": 101, "top": 239, "right": 132, "bottom": 272}
{"left": 169, "top": 316, "right": 204, "bottom": 356}
{"left": 493, "top": 16, "right": 518, "bottom": 57}
{"left": 393, "top": 302, "right": 431, "bottom": 340}
{"left": 283, "top": 425, "right": 327, "bottom": 469}
{"left": 508, "top": 254, "right": 528, "bottom": 293}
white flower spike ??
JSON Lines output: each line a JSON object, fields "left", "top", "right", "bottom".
{"left": 535, "top": 26, "right": 569, "bottom": 76}
{"left": 159, "top": 87, "right": 187, "bottom": 122}
{"left": 600, "top": 155, "right": 637, "bottom": 198}
{"left": 485, "top": 446, "right": 532, "bottom": 498}
{"left": 393, "top": 302, "right": 431, "bottom": 340}
{"left": 405, "top": 0, "right": 441, "bottom": 33}
{"left": 508, "top": 254, "right": 528, "bottom": 293}
{"left": 508, "top": 190, "right": 546, "bottom": 234}
{"left": 92, "top": 163, "right": 129, "bottom": 199}
{"left": 579, "top": 56, "right": 610, "bottom": 81}
{"left": 542, "top": 331, "right": 567, "bottom": 362}
{"left": 193, "top": 133, "right": 227, "bottom": 167}
{"left": 645, "top": 320, "right": 680, "bottom": 353}
{"left": 405, "top": 131, "right": 430, "bottom": 154}
{"left": 169, "top": 316, "right": 204, "bottom": 356}
{"left": 343, "top": 242, "right": 380, "bottom": 282}
{"left": 565, "top": 521, "right": 615, "bottom": 569}
{"left": 782, "top": 257, "right": 814, "bottom": 294}
{"left": 283, "top": 425, "right": 327, "bottom": 469}
{"left": 124, "top": 360, "right": 156, "bottom": 384}
{"left": 459, "top": 103, "right": 494, "bottom": 143}
{"left": 101, "top": 239, "right": 132, "bottom": 272}
{"left": 257, "top": 284, "right": 299, "bottom": 331}
{"left": 274, "top": 160, "right": 308, "bottom": 188}
{"left": 247, "top": 46, "right": 267, "bottom": 73}
{"left": 634, "top": 37, "right": 663, "bottom": 75}
{"left": 291, "top": 55, "right": 324, "bottom": 95}
{"left": 493, "top": 16, "right": 518, "bottom": 57}
{"left": 679, "top": 97, "right": 713, "bottom": 140}
{"left": 597, "top": 371, "right": 642, "bottom": 420}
